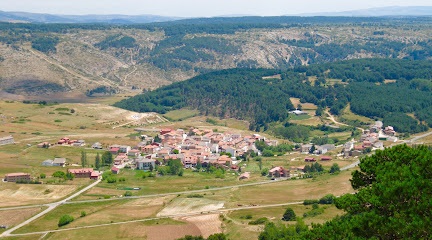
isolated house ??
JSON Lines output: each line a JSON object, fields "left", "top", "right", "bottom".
{"left": 111, "top": 167, "right": 120, "bottom": 174}
{"left": 53, "top": 158, "right": 66, "bottom": 167}
{"left": 305, "top": 157, "right": 316, "bottom": 162}
{"left": 320, "top": 156, "right": 332, "bottom": 161}
{"left": 239, "top": 172, "right": 250, "bottom": 180}
{"left": 41, "top": 159, "right": 54, "bottom": 166}
{"left": 301, "top": 144, "right": 313, "bottom": 153}
{"left": 68, "top": 168, "right": 93, "bottom": 178}
{"left": 4, "top": 173, "right": 30, "bottom": 182}
{"left": 268, "top": 166, "right": 288, "bottom": 178}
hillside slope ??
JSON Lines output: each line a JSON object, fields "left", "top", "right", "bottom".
{"left": 0, "top": 17, "right": 431, "bottom": 98}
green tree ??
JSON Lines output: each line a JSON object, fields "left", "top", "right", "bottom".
{"left": 329, "top": 163, "right": 340, "bottom": 174}
{"left": 58, "top": 214, "right": 74, "bottom": 227}
{"left": 196, "top": 160, "right": 202, "bottom": 170}
{"left": 102, "top": 151, "right": 113, "bottom": 166}
{"left": 80, "top": 211, "right": 87, "bottom": 217}
{"left": 81, "top": 151, "right": 87, "bottom": 167}
{"left": 40, "top": 173, "right": 46, "bottom": 179}
{"left": 207, "top": 233, "right": 227, "bottom": 240}
{"left": 303, "top": 145, "right": 432, "bottom": 239}
{"left": 282, "top": 207, "right": 296, "bottom": 221}
{"left": 95, "top": 153, "right": 101, "bottom": 170}
{"left": 167, "top": 159, "right": 183, "bottom": 175}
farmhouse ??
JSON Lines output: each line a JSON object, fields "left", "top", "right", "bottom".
{"left": 111, "top": 167, "right": 120, "bottom": 174}
{"left": 68, "top": 168, "right": 93, "bottom": 178}
{"left": 320, "top": 156, "right": 332, "bottom": 161}
{"left": 0, "top": 135, "right": 14, "bottom": 146}
{"left": 4, "top": 173, "right": 30, "bottom": 182}
{"left": 41, "top": 159, "right": 54, "bottom": 166}
{"left": 305, "top": 157, "right": 316, "bottom": 162}
{"left": 239, "top": 172, "right": 250, "bottom": 180}
{"left": 268, "top": 166, "right": 288, "bottom": 178}
{"left": 53, "top": 158, "right": 66, "bottom": 167}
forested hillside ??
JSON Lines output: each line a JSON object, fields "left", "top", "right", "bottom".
{"left": 115, "top": 59, "right": 432, "bottom": 133}
{"left": 0, "top": 17, "right": 431, "bottom": 97}
{"left": 258, "top": 145, "right": 432, "bottom": 239}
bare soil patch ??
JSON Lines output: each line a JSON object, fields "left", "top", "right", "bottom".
{"left": 157, "top": 198, "right": 224, "bottom": 217}
{"left": 146, "top": 223, "right": 202, "bottom": 240}
{"left": 0, "top": 207, "right": 44, "bottom": 228}
{"left": 182, "top": 214, "right": 223, "bottom": 238}
{"left": 0, "top": 184, "right": 77, "bottom": 207}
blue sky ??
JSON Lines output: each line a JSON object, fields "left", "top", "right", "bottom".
{"left": 1, "top": 0, "right": 432, "bottom": 17}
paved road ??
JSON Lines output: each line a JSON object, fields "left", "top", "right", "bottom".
{"left": 5, "top": 201, "right": 304, "bottom": 237}
{"left": 0, "top": 179, "right": 101, "bottom": 238}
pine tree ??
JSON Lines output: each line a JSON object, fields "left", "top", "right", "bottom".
{"left": 95, "top": 153, "right": 101, "bottom": 170}
{"left": 81, "top": 151, "right": 87, "bottom": 167}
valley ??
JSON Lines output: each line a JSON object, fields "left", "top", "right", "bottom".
{"left": 0, "top": 14, "right": 431, "bottom": 240}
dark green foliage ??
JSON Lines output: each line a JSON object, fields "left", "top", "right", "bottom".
{"left": 187, "top": 194, "right": 204, "bottom": 198}
{"left": 124, "top": 191, "right": 132, "bottom": 197}
{"left": 58, "top": 214, "right": 74, "bottom": 227}
{"left": 319, "top": 194, "right": 336, "bottom": 204}
{"left": 86, "top": 86, "right": 117, "bottom": 96}
{"left": 383, "top": 112, "right": 428, "bottom": 133}
{"left": 95, "top": 153, "right": 101, "bottom": 170}
{"left": 39, "top": 173, "right": 46, "bottom": 179}
{"left": 52, "top": 171, "right": 66, "bottom": 178}
{"left": 282, "top": 207, "right": 296, "bottom": 221}
{"left": 31, "top": 36, "right": 59, "bottom": 53}
{"left": 95, "top": 34, "right": 137, "bottom": 49}
{"left": 167, "top": 159, "right": 183, "bottom": 176}
{"left": 249, "top": 217, "right": 269, "bottom": 225}
{"left": 304, "top": 163, "right": 324, "bottom": 174}
{"left": 102, "top": 151, "right": 113, "bottom": 165}
{"left": 303, "top": 199, "right": 319, "bottom": 205}
{"left": 329, "top": 163, "right": 340, "bottom": 174}
{"left": 80, "top": 211, "right": 87, "bottom": 217}
{"left": 304, "top": 145, "right": 432, "bottom": 239}
{"left": 115, "top": 59, "right": 432, "bottom": 133}
{"left": 303, "top": 205, "right": 324, "bottom": 218}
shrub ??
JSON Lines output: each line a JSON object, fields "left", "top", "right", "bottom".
{"left": 249, "top": 217, "right": 269, "bottom": 225}
{"left": 303, "top": 199, "right": 319, "bottom": 205}
{"left": 240, "top": 214, "right": 253, "bottom": 219}
{"left": 282, "top": 207, "right": 296, "bottom": 221}
{"left": 106, "top": 177, "right": 117, "bottom": 183}
{"left": 124, "top": 191, "right": 133, "bottom": 197}
{"left": 40, "top": 173, "right": 46, "bottom": 179}
{"left": 187, "top": 194, "right": 204, "bottom": 198}
{"left": 319, "top": 194, "right": 336, "bottom": 204}
{"left": 58, "top": 214, "right": 74, "bottom": 227}
{"left": 80, "top": 211, "right": 87, "bottom": 217}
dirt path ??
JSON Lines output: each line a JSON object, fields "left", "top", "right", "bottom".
{"left": 325, "top": 110, "right": 364, "bottom": 132}
{"left": 26, "top": 48, "right": 116, "bottom": 88}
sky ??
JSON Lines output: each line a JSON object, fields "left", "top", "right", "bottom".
{"left": 1, "top": 0, "right": 432, "bottom": 17}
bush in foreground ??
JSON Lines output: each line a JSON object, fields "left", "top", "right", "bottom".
{"left": 58, "top": 214, "right": 74, "bottom": 227}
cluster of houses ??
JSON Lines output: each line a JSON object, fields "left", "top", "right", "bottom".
{"left": 37, "top": 137, "right": 86, "bottom": 148}
{"left": 107, "top": 128, "right": 275, "bottom": 174}
{"left": 344, "top": 121, "right": 397, "bottom": 157}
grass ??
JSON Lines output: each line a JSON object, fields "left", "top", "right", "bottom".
{"left": 163, "top": 108, "right": 199, "bottom": 121}
{"left": 340, "top": 104, "right": 374, "bottom": 124}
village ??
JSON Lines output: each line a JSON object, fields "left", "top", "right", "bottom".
{"left": 3, "top": 120, "right": 398, "bottom": 184}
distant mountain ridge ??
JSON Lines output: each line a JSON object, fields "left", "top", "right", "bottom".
{"left": 0, "top": 10, "right": 181, "bottom": 23}
{"left": 297, "top": 6, "right": 432, "bottom": 17}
